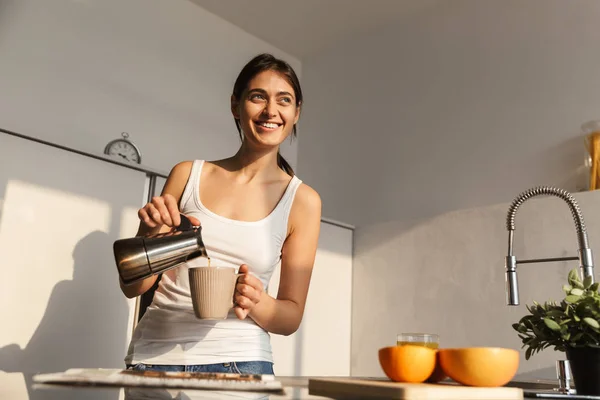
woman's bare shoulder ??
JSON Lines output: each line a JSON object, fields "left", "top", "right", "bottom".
{"left": 161, "top": 161, "right": 194, "bottom": 199}
{"left": 169, "top": 161, "right": 194, "bottom": 180}
{"left": 290, "top": 182, "right": 322, "bottom": 221}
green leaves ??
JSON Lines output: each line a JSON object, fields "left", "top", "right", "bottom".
{"left": 584, "top": 317, "right": 600, "bottom": 330}
{"left": 571, "top": 288, "right": 584, "bottom": 296}
{"left": 566, "top": 295, "right": 581, "bottom": 303}
{"left": 569, "top": 269, "right": 584, "bottom": 289}
{"left": 544, "top": 318, "right": 561, "bottom": 331}
{"left": 512, "top": 268, "right": 600, "bottom": 360}
{"left": 513, "top": 322, "right": 527, "bottom": 333}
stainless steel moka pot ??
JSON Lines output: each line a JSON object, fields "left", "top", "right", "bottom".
{"left": 114, "top": 214, "right": 207, "bottom": 285}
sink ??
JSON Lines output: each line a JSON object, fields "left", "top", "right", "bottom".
{"left": 506, "top": 365, "right": 579, "bottom": 397}
{"left": 506, "top": 379, "right": 558, "bottom": 391}
{"left": 506, "top": 379, "right": 600, "bottom": 399}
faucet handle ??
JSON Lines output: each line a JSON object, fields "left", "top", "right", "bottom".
{"left": 555, "top": 359, "right": 575, "bottom": 394}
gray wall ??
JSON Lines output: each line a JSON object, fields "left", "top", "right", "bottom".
{"left": 298, "top": 0, "right": 598, "bottom": 228}
{"left": 352, "top": 189, "right": 600, "bottom": 379}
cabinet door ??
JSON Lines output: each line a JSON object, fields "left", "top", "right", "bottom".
{"left": 268, "top": 221, "right": 353, "bottom": 376}
{"left": 0, "top": 133, "right": 145, "bottom": 379}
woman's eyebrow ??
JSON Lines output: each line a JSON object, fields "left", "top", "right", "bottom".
{"left": 248, "top": 88, "right": 294, "bottom": 98}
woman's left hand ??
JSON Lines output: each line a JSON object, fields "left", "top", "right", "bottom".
{"left": 234, "top": 264, "right": 264, "bottom": 320}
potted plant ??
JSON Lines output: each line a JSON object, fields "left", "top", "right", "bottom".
{"left": 513, "top": 268, "right": 600, "bottom": 395}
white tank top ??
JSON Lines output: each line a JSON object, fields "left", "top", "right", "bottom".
{"left": 125, "top": 160, "right": 302, "bottom": 365}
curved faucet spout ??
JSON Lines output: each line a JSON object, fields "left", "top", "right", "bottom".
{"left": 504, "top": 186, "right": 595, "bottom": 306}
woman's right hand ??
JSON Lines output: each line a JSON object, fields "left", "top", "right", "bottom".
{"left": 138, "top": 193, "right": 199, "bottom": 230}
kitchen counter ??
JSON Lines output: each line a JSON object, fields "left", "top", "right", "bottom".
{"left": 28, "top": 376, "right": 327, "bottom": 400}
{"left": 25, "top": 375, "right": 576, "bottom": 400}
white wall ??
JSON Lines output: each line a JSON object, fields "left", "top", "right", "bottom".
{"left": 268, "top": 222, "right": 353, "bottom": 377}
{"left": 298, "top": 0, "right": 599, "bottom": 228}
{"left": 0, "top": 0, "right": 301, "bottom": 174}
{"left": 352, "top": 189, "right": 600, "bottom": 379}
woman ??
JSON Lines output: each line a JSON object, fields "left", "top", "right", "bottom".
{"left": 121, "top": 53, "right": 322, "bottom": 376}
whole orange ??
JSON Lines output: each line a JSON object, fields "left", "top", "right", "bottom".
{"left": 378, "top": 345, "right": 437, "bottom": 383}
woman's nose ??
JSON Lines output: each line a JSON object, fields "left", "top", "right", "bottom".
{"left": 263, "top": 102, "right": 277, "bottom": 117}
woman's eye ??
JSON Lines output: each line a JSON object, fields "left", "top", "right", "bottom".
{"left": 250, "top": 94, "right": 265, "bottom": 101}
{"left": 279, "top": 97, "right": 292, "bottom": 104}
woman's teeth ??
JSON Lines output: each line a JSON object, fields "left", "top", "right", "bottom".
{"left": 257, "top": 122, "right": 279, "bottom": 129}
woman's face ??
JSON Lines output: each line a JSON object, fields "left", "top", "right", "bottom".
{"left": 232, "top": 70, "right": 300, "bottom": 150}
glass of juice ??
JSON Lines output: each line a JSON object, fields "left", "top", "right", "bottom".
{"left": 397, "top": 333, "right": 439, "bottom": 349}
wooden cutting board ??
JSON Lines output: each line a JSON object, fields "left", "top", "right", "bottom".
{"left": 308, "top": 377, "right": 524, "bottom": 399}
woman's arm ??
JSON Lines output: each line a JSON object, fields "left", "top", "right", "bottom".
{"left": 236, "top": 183, "right": 322, "bottom": 335}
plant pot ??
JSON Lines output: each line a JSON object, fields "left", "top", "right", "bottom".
{"left": 566, "top": 346, "right": 600, "bottom": 395}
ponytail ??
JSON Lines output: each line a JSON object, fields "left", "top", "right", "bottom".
{"left": 277, "top": 151, "right": 295, "bottom": 176}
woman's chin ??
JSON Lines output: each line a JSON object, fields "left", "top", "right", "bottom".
{"left": 246, "top": 132, "right": 289, "bottom": 148}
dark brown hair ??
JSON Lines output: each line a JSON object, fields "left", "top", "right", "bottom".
{"left": 232, "top": 53, "right": 303, "bottom": 176}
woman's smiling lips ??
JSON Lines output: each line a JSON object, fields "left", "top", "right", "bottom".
{"left": 254, "top": 120, "right": 282, "bottom": 132}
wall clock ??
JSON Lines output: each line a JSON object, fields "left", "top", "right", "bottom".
{"left": 104, "top": 132, "right": 142, "bottom": 164}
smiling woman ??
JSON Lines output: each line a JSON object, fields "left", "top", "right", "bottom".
{"left": 120, "top": 53, "right": 322, "bottom": 376}
{"left": 230, "top": 53, "right": 303, "bottom": 176}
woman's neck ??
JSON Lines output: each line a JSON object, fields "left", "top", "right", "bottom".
{"left": 225, "top": 145, "right": 282, "bottom": 183}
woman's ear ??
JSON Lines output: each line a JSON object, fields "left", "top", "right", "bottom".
{"left": 231, "top": 95, "right": 240, "bottom": 119}
{"left": 294, "top": 101, "right": 302, "bottom": 125}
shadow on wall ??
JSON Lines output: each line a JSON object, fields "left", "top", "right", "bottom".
{"left": 0, "top": 230, "right": 128, "bottom": 400}
{"left": 0, "top": 130, "right": 148, "bottom": 399}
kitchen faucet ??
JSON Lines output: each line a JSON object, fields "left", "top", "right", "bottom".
{"left": 504, "top": 186, "right": 595, "bottom": 306}
{"left": 504, "top": 186, "right": 595, "bottom": 394}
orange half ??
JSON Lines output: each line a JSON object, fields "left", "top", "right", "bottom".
{"left": 439, "top": 347, "right": 519, "bottom": 387}
{"left": 378, "top": 345, "right": 437, "bottom": 383}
